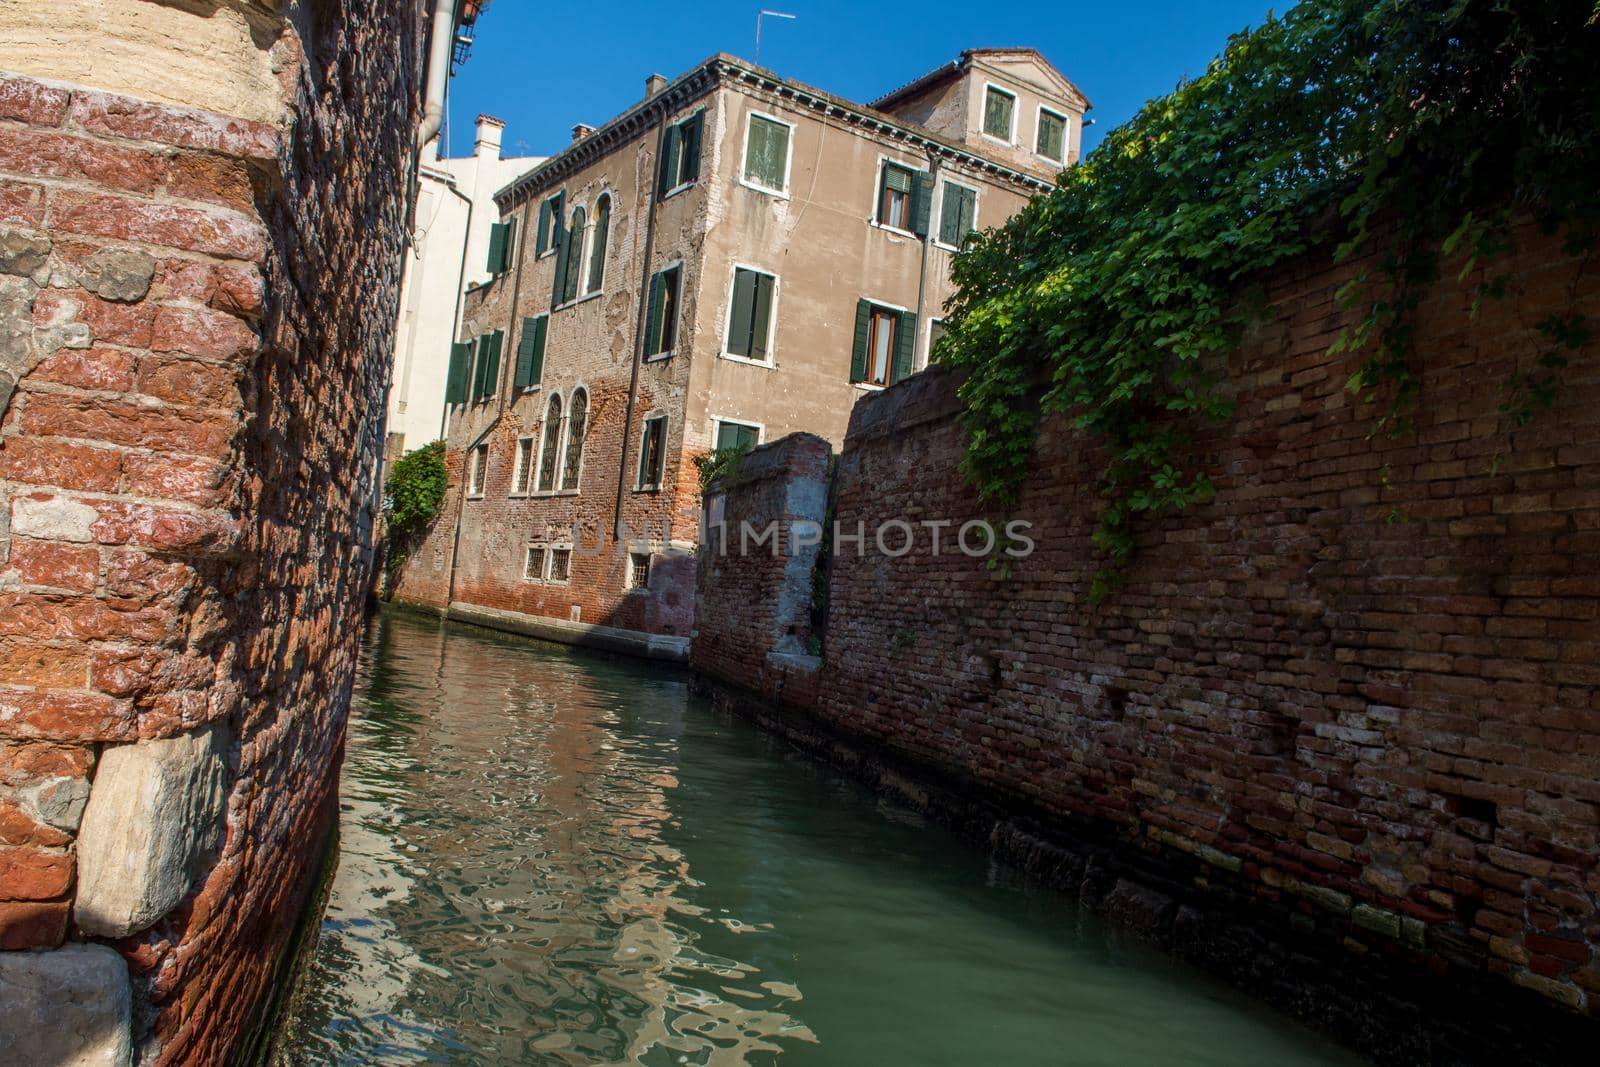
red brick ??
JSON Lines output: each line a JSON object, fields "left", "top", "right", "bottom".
{"left": 121, "top": 452, "right": 229, "bottom": 507}
{"left": 67, "top": 89, "right": 279, "bottom": 161}
{"left": 136, "top": 354, "right": 241, "bottom": 407}
{"left": 48, "top": 189, "right": 267, "bottom": 260}
{"left": 0, "top": 640, "right": 90, "bottom": 689}
{"left": 150, "top": 305, "right": 259, "bottom": 362}
{"left": 156, "top": 258, "right": 264, "bottom": 317}
{"left": 0, "top": 740, "right": 94, "bottom": 783}
{"left": 103, "top": 551, "right": 195, "bottom": 604}
{"left": 0, "top": 685, "right": 137, "bottom": 742}
{"left": 0, "top": 845, "right": 72, "bottom": 900}
{"left": 0, "top": 74, "right": 69, "bottom": 126}
{"left": 18, "top": 392, "right": 236, "bottom": 457}
{"left": 27, "top": 346, "right": 137, "bottom": 392}
{"left": 5, "top": 539, "right": 100, "bottom": 593}
{"left": 0, "top": 124, "right": 163, "bottom": 195}
{"left": 0, "top": 797, "right": 71, "bottom": 847}
{"left": 0, "top": 592, "right": 173, "bottom": 644}
{"left": 0, "top": 436, "right": 122, "bottom": 492}
{"left": 0, "top": 899, "right": 69, "bottom": 949}
{"left": 0, "top": 177, "right": 46, "bottom": 227}
{"left": 90, "top": 499, "right": 239, "bottom": 553}
{"left": 32, "top": 288, "right": 157, "bottom": 348}
{"left": 163, "top": 151, "right": 256, "bottom": 212}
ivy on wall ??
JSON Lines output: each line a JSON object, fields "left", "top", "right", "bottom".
{"left": 936, "top": 0, "right": 1599, "bottom": 598}
{"left": 383, "top": 441, "right": 447, "bottom": 585}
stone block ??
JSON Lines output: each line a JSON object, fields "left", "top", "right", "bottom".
{"left": 0, "top": 943, "right": 131, "bottom": 1065}
{"left": 74, "top": 722, "right": 228, "bottom": 937}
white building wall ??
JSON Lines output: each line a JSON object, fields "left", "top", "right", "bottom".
{"left": 387, "top": 115, "right": 544, "bottom": 454}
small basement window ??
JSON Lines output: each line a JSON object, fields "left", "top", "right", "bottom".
{"left": 467, "top": 444, "right": 488, "bottom": 497}
{"left": 626, "top": 551, "right": 651, "bottom": 592}
{"left": 523, "top": 544, "right": 546, "bottom": 581}
{"left": 548, "top": 547, "right": 572, "bottom": 583}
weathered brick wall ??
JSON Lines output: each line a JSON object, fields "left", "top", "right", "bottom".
{"left": 694, "top": 219, "right": 1600, "bottom": 1051}
{"left": 0, "top": 1, "right": 421, "bottom": 1061}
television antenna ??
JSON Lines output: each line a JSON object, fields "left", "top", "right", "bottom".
{"left": 755, "top": 10, "right": 796, "bottom": 66}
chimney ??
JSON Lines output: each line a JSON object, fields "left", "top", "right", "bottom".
{"left": 474, "top": 114, "right": 505, "bottom": 160}
{"left": 645, "top": 73, "right": 667, "bottom": 99}
{"left": 571, "top": 123, "right": 597, "bottom": 143}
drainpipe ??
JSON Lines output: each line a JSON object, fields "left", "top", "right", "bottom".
{"left": 417, "top": 0, "right": 457, "bottom": 152}
{"left": 612, "top": 111, "right": 670, "bottom": 533}
{"left": 914, "top": 148, "right": 942, "bottom": 369}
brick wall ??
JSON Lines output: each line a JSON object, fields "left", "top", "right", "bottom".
{"left": 693, "top": 218, "right": 1600, "bottom": 1059}
{"left": 0, "top": 1, "right": 421, "bottom": 1061}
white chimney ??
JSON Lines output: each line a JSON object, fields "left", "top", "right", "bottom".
{"left": 474, "top": 114, "right": 505, "bottom": 160}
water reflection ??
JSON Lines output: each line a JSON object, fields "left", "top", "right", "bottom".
{"left": 283, "top": 610, "right": 1361, "bottom": 1066}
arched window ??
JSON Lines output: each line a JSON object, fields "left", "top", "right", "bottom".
{"left": 561, "top": 388, "right": 588, "bottom": 490}
{"left": 558, "top": 206, "right": 586, "bottom": 304}
{"left": 585, "top": 195, "right": 610, "bottom": 295}
{"left": 537, "top": 392, "right": 562, "bottom": 492}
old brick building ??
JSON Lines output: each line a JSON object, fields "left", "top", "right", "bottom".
{"left": 0, "top": 0, "right": 436, "bottom": 1062}
{"left": 395, "top": 49, "right": 1090, "bottom": 654}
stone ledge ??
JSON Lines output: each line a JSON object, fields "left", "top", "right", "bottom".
{"left": 447, "top": 601, "right": 690, "bottom": 663}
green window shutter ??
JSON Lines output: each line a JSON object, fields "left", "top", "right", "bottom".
{"left": 984, "top": 88, "right": 1013, "bottom": 139}
{"left": 549, "top": 192, "right": 565, "bottom": 248}
{"left": 561, "top": 209, "right": 585, "bottom": 303}
{"left": 644, "top": 271, "right": 664, "bottom": 355}
{"left": 727, "top": 268, "right": 756, "bottom": 356}
{"left": 959, "top": 187, "right": 977, "bottom": 242}
{"left": 910, "top": 172, "right": 933, "bottom": 236}
{"left": 445, "top": 342, "right": 470, "bottom": 404}
{"left": 658, "top": 122, "right": 681, "bottom": 195}
{"left": 938, "top": 184, "right": 960, "bottom": 245}
{"left": 680, "top": 112, "right": 703, "bottom": 183}
{"left": 550, "top": 222, "right": 571, "bottom": 305}
{"left": 486, "top": 222, "right": 507, "bottom": 274}
{"left": 586, "top": 199, "right": 610, "bottom": 293}
{"left": 501, "top": 217, "right": 517, "bottom": 272}
{"left": 470, "top": 335, "right": 489, "bottom": 399}
{"left": 514, "top": 317, "right": 536, "bottom": 388}
{"left": 660, "top": 268, "right": 679, "bottom": 352}
{"left": 717, "top": 422, "right": 757, "bottom": 451}
{"left": 535, "top": 199, "right": 551, "bottom": 254}
{"left": 850, "top": 299, "right": 871, "bottom": 382}
{"left": 750, "top": 273, "right": 774, "bottom": 359}
{"left": 892, "top": 311, "right": 916, "bottom": 384}
{"left": 482, "top": 330, "right": 503, "bottom": 398}
{"left": 531, "top": 315, "right": 547, "bottom": 384}
{"left": 746, "top": 116, "right": 788, "bottom": 190}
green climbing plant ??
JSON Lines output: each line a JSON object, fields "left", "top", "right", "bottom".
{"left": 937, "top": 0, "right": 1600, "bottom": 598}
{"left": 383, "top": 441, "right": 447, "bottom": 586}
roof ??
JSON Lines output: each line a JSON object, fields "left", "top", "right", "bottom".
{"left": 871, "top": 48, "right": 1093, "bottom": 114}
{"left": 494, "top": 52, "right": 1063, "bottom": 210}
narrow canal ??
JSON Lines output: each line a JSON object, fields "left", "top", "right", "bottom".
{"left": 282, "top": 609, "right": 1362, "bottom": 1066}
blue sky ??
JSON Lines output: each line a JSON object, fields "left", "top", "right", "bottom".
{"left": 441, "top": 0, "right": 1271, "bottom": 162}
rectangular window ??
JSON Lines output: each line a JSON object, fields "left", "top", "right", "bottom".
{"left": 658, "top": 111, "right": 704, "bottom": 195}
{"left": 636, "top": 415, "right": 667, "bottom": 490}
{"left": 644, "top": 265, "right": 681, "bottom": 358}
{"left": 445, "top": 341, "right": 472, "bottom": 405}
{"left": 849, "top": 299, "right": 916, "bottom": 388}
{"left": 513, "top": 314, "right": 547, "bottom": 391}
{"left": 928, "top": 318, "right": 948, "bottom": 358}
{"left": 535, "top": 192, "right": 564, "bottom": 256}
{"left": 512, "top": 436, "right": 535, "bottom": 495}
{"left": 742, "top": 113, "right": 791, "bottom": 194}
{"left": 878, "top": 162, "right": 914, "bottom": 230}
{"left": 471, "top": 329, "right": 503, "bottom": 401}
{"left": 1036, "top": 107, "right": 1066, "bottom": 162}
{"left": 983, "top": 85, "right": 1015, "bottom": 141}
{"left": 523, "top": 544, "right": 546, "bottom": 581}
{"left": 937, "top": 182, "right": 978, "bottom": 248}
{"left": 626, "top": 551, "right": 651, "bottom": 592}
{"left": 724, "top": 267, "right": 776, "bottom": 361}
{"left": 486, "top": 219, "right": 515, "bottom": 275}
{"left": 547, "top": 547, "right": 572, "bottom": 583}
{"left": 714, "top": 419, "right": 759, "bottom": 452}
{"left": 467, "top": 444, "right": 488, "bottom": 497}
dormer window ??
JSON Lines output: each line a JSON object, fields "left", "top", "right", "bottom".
{"left": 982, "top": 85, "right": 1015, "bottom": 142}
{"left": 1037, "top": 107, "right": 1067, "bottom": 163}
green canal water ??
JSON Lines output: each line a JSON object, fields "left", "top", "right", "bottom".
{"left": 283, "top": 609, "right": 1364, "bottom": 1066}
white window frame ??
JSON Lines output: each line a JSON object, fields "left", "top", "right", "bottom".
{"left": 924, "top": 317, "right": 946, "bottom": 371}
{"left": 739, "top": 110, "right": 795, "bottom": 199}
{"left": 932, "top": 178, "right": 982, "bottom": 253}
{"left": 980, "top": 82, "right": 1017, "bottom": 146}
{"left": 466, "top": 443, "right": 489, "bottom": 498}
{"left": 1035, "top": 105, "right": 1069, "bottom": 164}
{"left": 643, "top": 259, "right": 685, "bottom": 363}
{"left": 523, "top": 543, "right": 548, "bottom": 582}
{"left": 661, "top": 109, "right": 705, "bottom": 200}
{"left": 545, "top": 543, "right": 574, "bottom": 585}
{"left": 853, "top": 296, "right": 911, "bottom": 393}
{"left": 709, "top": 415, "right": 764, "bottom": 452}
{"left": 635, "top": 413, "right": 668, "bottom": 492}
{"left": 719, "top": 263, "right": 781, "bottom": 367}
{"left": 532, "top": 389, "right": 564, "bottom": 496}
{"left": 870, "top": 154, "right": 927, "bottom": 240}
{"left": 558, "top": 384, "right": 589, "bottom": 493}
{"left": 625, "top": 549, "right": 652, "bottom": 594}
{"left": 509, "top": 434, "right": 536, "bottom": 497}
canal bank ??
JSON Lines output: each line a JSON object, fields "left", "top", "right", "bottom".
{"left": 280, "top": 608, "right": 1365, "bottom": 1065}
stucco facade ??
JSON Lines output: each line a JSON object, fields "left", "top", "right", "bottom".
{"left": 394, "top": 50, "right": 1088, "bottom": 647}
{"left": 388, "top": 115, "right": 542, "bottom": 455}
